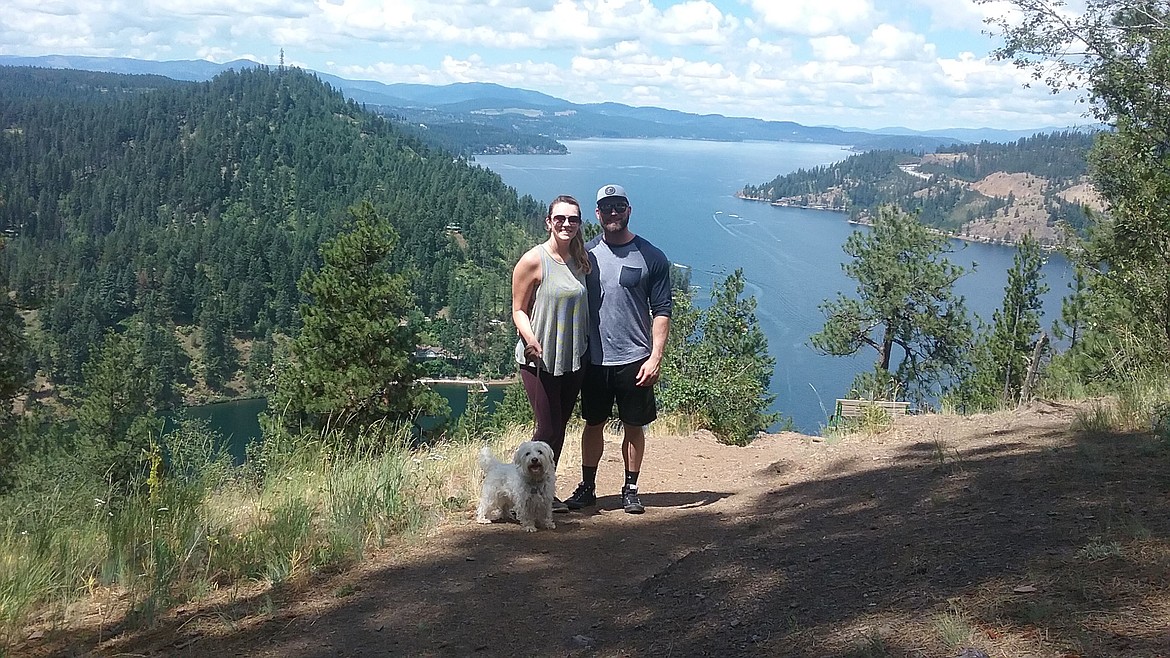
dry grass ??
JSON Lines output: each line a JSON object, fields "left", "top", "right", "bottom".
{"left": 11, "top": 402, "right": 1169, "bottom": 658}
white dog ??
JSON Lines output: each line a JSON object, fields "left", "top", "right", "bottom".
{"left": 476, "top": 440, "right": 557, "bottom": 532}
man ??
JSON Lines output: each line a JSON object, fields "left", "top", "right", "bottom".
{"left": 565, "top": 184, "right": 672, "bottom": 514}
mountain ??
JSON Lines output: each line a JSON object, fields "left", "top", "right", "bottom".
{"left": 740, "top": 131, "right": 1104, "bottom": 246}
{"left": 0, "top": 54, "right": 1049, "bottom": 152}
{"left": 0, "top": 65, "right": 543, "bottom": 391}
{"left": 833, "top": 125, "right": 1102, "bottom": 144}
{"left": 0, "top": 54, "right": 259, "bottom": 81}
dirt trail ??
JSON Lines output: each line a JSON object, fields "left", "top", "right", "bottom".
{"left": 25, "top": 401, "right": 1170, "bottom": 657}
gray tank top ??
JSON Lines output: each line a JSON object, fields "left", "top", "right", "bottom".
{"left": 515, "top": 245, "right": 588, "bottom": 375}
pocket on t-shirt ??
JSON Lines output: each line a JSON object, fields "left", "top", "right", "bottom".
{"left": 619, "top": 265, "right": 642, "bottom": 288}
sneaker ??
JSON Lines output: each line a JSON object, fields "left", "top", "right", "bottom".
{"left": 621, "top": 486, "right": 645, "bottom": 514}
{"left": 564, "top": 482, "right": 597, "bottom": 510}
{"left": 552, "top": 497, "right": 569, "bottom": 514}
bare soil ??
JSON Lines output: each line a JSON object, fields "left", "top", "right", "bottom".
{"left": 20, "top": 401, "right": 1170, "bottom": 657}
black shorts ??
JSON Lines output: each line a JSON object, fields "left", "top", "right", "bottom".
{"left": 580, "top": 357, "right": 658, "bottom": 427}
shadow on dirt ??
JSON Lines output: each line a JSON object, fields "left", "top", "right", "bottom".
{"left": 38, "top": 416, "right": 1170, "bottom": 657}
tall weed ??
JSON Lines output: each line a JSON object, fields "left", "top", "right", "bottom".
{"left": 0, "top": 415, "right": 501, "bottom": 646}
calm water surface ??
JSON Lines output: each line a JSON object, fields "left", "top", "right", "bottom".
{"left": 477, "top": 139, "right": 1073, "bottom": 432}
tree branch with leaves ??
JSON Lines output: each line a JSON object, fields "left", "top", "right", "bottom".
{"left": 811, "top": 206, "right": 973, "bottom": 405}
{"left": 273, "top": 201, "right": 446, "bottom": 433}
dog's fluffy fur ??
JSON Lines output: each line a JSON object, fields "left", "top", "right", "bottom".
{"left": 476, "top": 440, "right": 557, "bottom": 532}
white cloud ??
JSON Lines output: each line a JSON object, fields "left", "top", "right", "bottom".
{"left": 745, "top": 36, "right": 791, "bottom": 59}
{"left": 862, "top": 23, "right": 933, "bottom": 62}
{"left": 0, "top": 0, "right": 1088, "bottom": 130}
{"left": 657, "top": 1, "right": 734, "bottom": 46}
{"left": 748, "top": 0, "right": 876, "bottom": 36}
{"left": 809, "top": 35, "right": 860, "bottom": 62}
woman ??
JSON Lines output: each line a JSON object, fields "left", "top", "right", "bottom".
{"left": 511, "top": 194, "right": 590, "bottom": 513}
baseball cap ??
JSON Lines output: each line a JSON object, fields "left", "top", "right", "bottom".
{"left": 596, "top": 184, "right": 628, "bottom": 203}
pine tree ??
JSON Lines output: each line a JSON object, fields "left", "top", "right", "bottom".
{"left": 988, "top": 235, "right": 1048, "bottom": 401}
{"left": 199, "top": 297, "right": 236, "bottom": 391}
{"left": 454, "top": 387, "right": 493, "bottom": 442}
{"left": 951, "top": 235, "right": 1049, "bottom": 411}
{"left": 75, "top": 330, "right": 160, "bottom": 483}
{"left": 811, "top": 206, "right": 973, "bottom": 404}
{"left": 985, "top": 0, "right": 1170, "bottom": 377}
{"left": 0, "top": 289, "right": 31, "bottom": 407}
{"left": 274, "top": 201, "right": 445, "bottom": 431}
{"left": 0, "top": 282, "right": 33, "bottom": 486}
{"left": 660, "top": 269, "right": 779, "bottom": 445}
{"left": 490, "top": 382, "right": 534, "bottom": 432}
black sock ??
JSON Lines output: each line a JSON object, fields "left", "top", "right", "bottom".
{"left": 582, "top": 466, "right": 597, "bottom": 488}
{"left": 625, "top": 471, "right": 639, "bottom": 489}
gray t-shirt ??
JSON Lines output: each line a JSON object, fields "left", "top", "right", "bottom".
{"left": 585, "top": 234, "right": 673, "bottom": 366}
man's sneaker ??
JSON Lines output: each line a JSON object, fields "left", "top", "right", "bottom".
{"left": 622, "top": 486, "right": 645, "bottom": 514}
{"left": 552, "top": 497, "right": 569, "bottom": 514}
{"left": 564, "top": 482, "right": 597, "bottom": 510}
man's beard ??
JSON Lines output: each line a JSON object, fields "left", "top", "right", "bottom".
{"left": 602, "top": 215, "right": 629, "bottom": 234}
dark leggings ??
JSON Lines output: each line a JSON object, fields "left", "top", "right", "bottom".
{"left": 519, "top": 364, "right": 585, "bottom": 466}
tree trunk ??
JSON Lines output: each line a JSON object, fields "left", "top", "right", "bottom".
{"left": 1019, "top": 332, "right": 1049, "bottom": 406}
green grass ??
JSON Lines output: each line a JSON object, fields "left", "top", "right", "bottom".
{"left": 1075, "top": 538, "right": 1122, "bottom": 562}
{"left": 0, "top": 419, "right": 501, "bottom": 647}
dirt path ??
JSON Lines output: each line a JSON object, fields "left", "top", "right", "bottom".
{"left": 27, "top": 401, "right": 1170, "bottom": 657}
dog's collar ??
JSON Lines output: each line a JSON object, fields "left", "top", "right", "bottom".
{"left": 530, "top": 486, "right": 539, "bottom": 494}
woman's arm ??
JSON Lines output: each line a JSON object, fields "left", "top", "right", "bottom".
{"left": 511, "top": 247, "right": 543, "bottom": 360}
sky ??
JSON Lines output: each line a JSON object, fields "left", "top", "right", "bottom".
{"left": 1, "top": 0, "right": 1091, "bottom": 132}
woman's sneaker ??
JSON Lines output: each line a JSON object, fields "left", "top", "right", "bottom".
{"left": 564, "top": 482, "right": 596, "bottom": 510}
{"left": 552, "top": 497, "right": 569, "bottom": 514}
{"left": 621, "top": 486, "right": 644, "bottom": 514}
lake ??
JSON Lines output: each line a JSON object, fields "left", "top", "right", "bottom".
{"left": 183, "top": 382, "right": 508, "bottom": 465}
{"left": 476, "top": 138, "right": 1074, "bottom": 432}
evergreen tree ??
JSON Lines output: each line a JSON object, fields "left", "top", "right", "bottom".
{"left": 988, "top": 235, "right": 1048, "bottom": 400}
{"left": 454, "top": 387, "right": 493, "bottom": 442}
{"left": 1053, "top": 266, "right": 1089, "bottom": 349}
{"left": 199, "top": 297, "right": 236, "bottom": 391}
{"left": 0, "top": 283, "right": 33, "bottom": 485}
{"left": 244, "top": 335, "right": 275, "bottom": 392}
{"left": 490, "top": 382, "right": 534, "bottom": 432}
{"left": 0, "top": 288, "right": 31, "bottom": 407}
{"left": 131, "top": 296, "right": 189, "bottom": 408}
{"left": 985, "top": 0, "right": 1170, "bottom": 378}
{"left": 75, "top": 330, "right": 160, "bottom": 484}
{"left": 660, "top": 269, "right": 779, "bottom": 445}
{"left": 273, "top": 201, "right": 445, "bottom": 431}
{"left": 951, "top": 235, "right": 1049, "bottom": 411}
{"left": 811, "top": 206, "right": 973, "bottom": 404}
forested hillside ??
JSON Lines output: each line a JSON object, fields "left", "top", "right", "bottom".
{"left": 0, "top": 65, "right": 544, "bottom": 402}
{"left": 386, "top": 114, "right": 569, "bottom": 156}
{"left": 740, "top": 131, "right": 1103, "bottom": 245}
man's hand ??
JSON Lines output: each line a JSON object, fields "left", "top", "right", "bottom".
{"left": 635, "top": 356, "right": 661, "bottom": 387}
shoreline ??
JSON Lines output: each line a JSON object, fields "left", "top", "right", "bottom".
{"left": 735, "top": 193, "right": 1065, "bottom": 250}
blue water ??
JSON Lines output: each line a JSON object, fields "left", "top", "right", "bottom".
{"left": 181, "top": 383, "right": 507, "bottom": 464}
{"left": 477, "top": 139, "right": 1074, "bottom": 432}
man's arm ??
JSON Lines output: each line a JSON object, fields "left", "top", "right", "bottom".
{"left": 636, "top": 314, "right": 670, "bottom": 387}
{"left": 637, "top": 241, "right": 673, "bottom": 387}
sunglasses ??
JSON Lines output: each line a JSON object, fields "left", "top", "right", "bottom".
{"left": 597, "top": 203, "right": 629, "bottom": 214}
{"left": 551, "top": 214, "right": 582, "bottom": 224}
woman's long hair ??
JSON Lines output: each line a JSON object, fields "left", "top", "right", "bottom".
{"left": 547, "top": 194, "right": 591, "bottom": 275}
